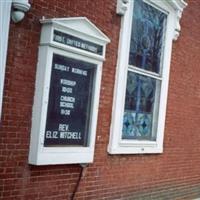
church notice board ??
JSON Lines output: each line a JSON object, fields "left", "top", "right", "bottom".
{"left": 44, "top": 53, "right": 95, "bottom": 146}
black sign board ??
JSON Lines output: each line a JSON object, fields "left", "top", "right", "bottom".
{"left": 53, "top": 30, "right": 103, "bottom": 55}
{"left": 44, "top": 54, "right": 95, "bottom": 146}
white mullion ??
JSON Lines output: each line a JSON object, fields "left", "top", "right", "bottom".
{"left": 128, "top": 66, "right": 163, "bottom": 81}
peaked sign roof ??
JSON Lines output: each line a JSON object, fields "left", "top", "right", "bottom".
{"left": 40, "top": 17, "right": 110, "bottom": 44}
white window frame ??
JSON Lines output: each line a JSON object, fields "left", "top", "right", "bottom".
{"left": 108, "top": 0, "right": 187, "bottom": 154}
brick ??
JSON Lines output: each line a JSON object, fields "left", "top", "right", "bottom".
{"left": 0, "top": 0, "right": 200, "bottom": 199}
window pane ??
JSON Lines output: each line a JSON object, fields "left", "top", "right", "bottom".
{"left": 122, "top": 71, "right": 160, "bottom": 140}
{"left": 44, "top": 54, "right": 95, "bottom": 147}
{"left": 129, "top": 0, "right": 167, "bottom": 73}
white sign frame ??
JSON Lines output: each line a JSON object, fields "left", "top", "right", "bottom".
{"left": 29, "top": 17, "right": 110, "bottom": 165}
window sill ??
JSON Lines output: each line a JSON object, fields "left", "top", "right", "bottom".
{"left": 107, "top": 142, "right": 163, "bottom": 154}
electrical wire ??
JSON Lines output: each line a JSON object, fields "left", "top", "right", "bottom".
{"left": 70, "top": 166, "right": 85, "bottom": 200}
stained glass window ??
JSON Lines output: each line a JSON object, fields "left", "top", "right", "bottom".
{"left": 109, "top": 0, "right": 186, "bottom": 154}
{"left": 129, "top": 0, "right": 167, "bottom": 73}
{"left": 122, "top": 72, "right": 160, "bottom": 140}
{"left": 122, "top": 0, "right": 166, "bottom": 141}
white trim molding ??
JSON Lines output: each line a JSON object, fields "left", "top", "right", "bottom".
{"left": 109, "top": 0, "right": 187, "bottom": 154}
{"left": 0, "top": 1, "right": 12, "bottom": 119}
{"left": 12, "top": 0, "right": 30, "bottom": 12}
{"left": 116, "top": 0, "right": 129, "bottom": 15}
{"left": 167, "top": 0, "right": 187, "bottom": 40}
{"left": 116, "top": 0, "right": 187, "bottom": 40}
{"left": 11, "top": 0, "right": 31, "bottom": 23}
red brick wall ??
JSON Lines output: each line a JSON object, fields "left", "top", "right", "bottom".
{"left": 1, "top": 0, "right": 200, "bottom": 199}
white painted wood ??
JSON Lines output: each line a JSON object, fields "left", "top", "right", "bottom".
{"left": 108, "top": 0, "right": 134, "bottom": 153}
{"left": 116, "top": 0, "right": 187, "bottom": 40}
{"left": 11, "top": 0, "right": 30, "bottom": 23}
{"left": 0, "top": 1, "right": 12, "bottom": 119}
{"left": 29, "top": 17, "right": 110, "bottom": 165}
{"left": 108, "top": 0, "right": 185, "bottom": 154}
{"left": 116, "top": 0, "right": 129, "bottom": 15}
{"left": 40, "top": 17, "right": 110, "bottom": 43}
{"left": 40, "top": 17, "right": 110, "bottom": 62}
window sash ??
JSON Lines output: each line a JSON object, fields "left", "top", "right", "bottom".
{"left": 128, "top": 65, "right": 163, "bottom": 81}
{"left": 129, "top": 0, "right": 167, "bottom": 75}
{"left": 121, "top": 0, "right": 167, "bottom": 142}
{"left": 122, "top": 69, "right": 161, "bottom": 141}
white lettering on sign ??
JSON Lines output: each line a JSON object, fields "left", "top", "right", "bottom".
{"left": 54, "top": 35, "right": 63, "bottom": 42}
{"left": 60, "top": 109, "right": 71, "bottom": 115}
{"left": 81, "top": 43, "right": 86, "bottom": 49}
{"left": 46, "top": 131, "right": 58, "bottom": 138}
{"left": 54, "top": 63, "right": 70, "bottom": 72}
{"left": 74, "top": 40, "right": 81, "bottom": 48}
{"left": 60, "top": 102, "right": 74, "bottom": 108}
{"left": 66, "top": 38, "right": 81, "bottom": 48}
{"left": 87, "top": 45, "right": 97, "bottom": 53}
{"left": 60, "top": 132, "right": 81, "bottom": 139}
{"left": 62, "top": 87, "right": 72, "bottom": 93}
{"left": 60, "top": 79, "right": 76, "bottom": 86}
{"left": 66, "top": 38, "right": 73, "bottom": 45}
{"left": 60, "top": 96, "right": 75, "bottom": 103}
{"left": 72, "top": 67, "right": 87, "bottom": 76}
{"left": 58, "top": 124, "right": 69, "bottom": 131}
{"left": 54, "top": 31, "right": 101, "bottom": 54}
